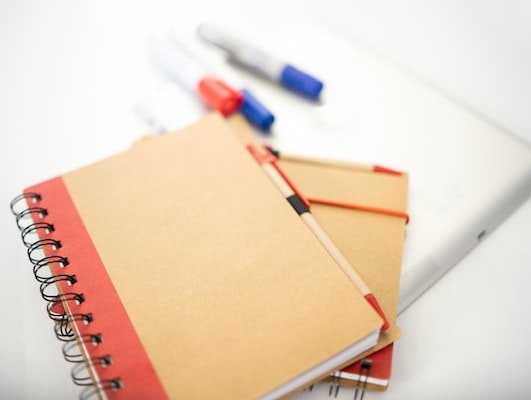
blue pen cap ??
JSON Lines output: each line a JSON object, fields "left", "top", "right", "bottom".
{"left": 280, "top": 65, "right": 323, "bottom": 100}
{"left": 239, "top": 88, "right": 275, "bottom": 131}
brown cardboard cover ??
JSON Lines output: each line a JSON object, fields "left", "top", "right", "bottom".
{"left": 61, "top": 113, "right": 382, "bottom": 399}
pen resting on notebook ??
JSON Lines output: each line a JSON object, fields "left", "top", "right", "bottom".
{"left": 247, "top": 144, "right": 390, "bottom": 330}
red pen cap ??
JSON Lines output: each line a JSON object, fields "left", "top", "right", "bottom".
{"left": 197, "top": 77, "right": 243, "bottom": 116}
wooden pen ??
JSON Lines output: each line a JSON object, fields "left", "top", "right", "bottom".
{"left": 247, "top": 144, "right": 390, "bottom": 330}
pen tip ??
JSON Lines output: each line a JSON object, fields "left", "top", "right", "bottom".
{"left": 364, "top": 293, "right": 390, "bottom": 330}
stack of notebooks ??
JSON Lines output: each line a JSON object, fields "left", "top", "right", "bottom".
{"left": 10, "top": 112, "right": 409, "bottom": 399}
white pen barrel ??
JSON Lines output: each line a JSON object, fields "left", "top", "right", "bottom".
{"left": 197, "top": 23, "right": 238, "bottom": 52}
{"left": 228, "top": 48, "right": 284, "bottom": 82}
{"left": 149, "top": 35, "right": 205, "bottom": 93}
{"left": 198, "top": 23, "right": 284, "bottom": 81}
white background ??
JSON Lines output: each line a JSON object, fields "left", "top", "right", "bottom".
{"left": 1, "top": 1, "right": 530, "bottom": 399}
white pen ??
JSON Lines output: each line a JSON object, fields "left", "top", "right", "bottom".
{"left": 197, "top": 23, "right": 324, "bottom": 100}
{"left": 148, "top": 32, "right": 275, "bottom": 130}
{"left": 148, "top": 33, "right": 243, "bottom": 116}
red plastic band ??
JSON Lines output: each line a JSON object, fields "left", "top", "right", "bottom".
{"left": 307, "top": 196, "right": 409, "bottom": 224}
{"left": 269, "top": 159, "right": 311, "bottom": 210}
{"left": 247, "top": 145, "right": 311, "bottom": 209}
{"left": 246, "top": 144, "right": 277, "bottom": 165}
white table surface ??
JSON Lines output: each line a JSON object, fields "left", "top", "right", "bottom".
{"left": 1, "top": 1, "right": 530, "bottom": 399}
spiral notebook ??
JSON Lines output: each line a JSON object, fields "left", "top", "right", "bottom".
{"left": 10, "top": 113, "right": 384, "bottom": 399}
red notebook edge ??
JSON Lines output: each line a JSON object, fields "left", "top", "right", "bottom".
{"left": 333, "top": 343, "right": 394, "bottom": 390}
{"left": 20, "top": 177, "right": 167, "bottom": 400}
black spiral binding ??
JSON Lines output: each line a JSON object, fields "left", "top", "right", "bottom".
{"left": 10, "top": 192, "right": 123, "bottom": 399}
{"left": 302, "top": 363, "right": 371, "bottom": 399}
{"left": 353, "top": 359, "right": 372, "bottom": 400}
{"left": 301, "top": 358, "right": 372, "bottom": 399}
{"left": 328, "top": 371, "right": 341, "bottom": 398}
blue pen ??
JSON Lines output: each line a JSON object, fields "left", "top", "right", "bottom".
{"left": 239, "top": 89, "right": 275, "bottom": 131}
{"left": 197, "top": 23, "right": 324, "bottom": 101}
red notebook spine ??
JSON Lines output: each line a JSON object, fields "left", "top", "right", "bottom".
{"left": 10, "top": 178, "right": 167, "bottom": 400}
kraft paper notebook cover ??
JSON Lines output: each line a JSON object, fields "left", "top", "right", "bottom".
{"left": 10, "top": 113, "right": 384, "bottom": 400}
{"left": 275, "top": 158, "right": 405, "bottom": 393}
{"left": 226, "top": 115, "right": 408, "bottom": 392}
{"left": 272, "top": 155, "right": 405, "bottom": 394}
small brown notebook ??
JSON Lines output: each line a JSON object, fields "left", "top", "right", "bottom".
{"left": 227, "top": 114, "right": 409, "bottom": 392}
{"left": 279, "top": 156, "right": 407, "bottom": 392}
{"left": 11, "top": 112, "right": 383, "bottom": 400}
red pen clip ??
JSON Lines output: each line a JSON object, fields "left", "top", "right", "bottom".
{"left": 246, "top": 144, "right": 277, "bottom": 165}
{"left": 247, "top": 145, "right": 311, "bottom": 209}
